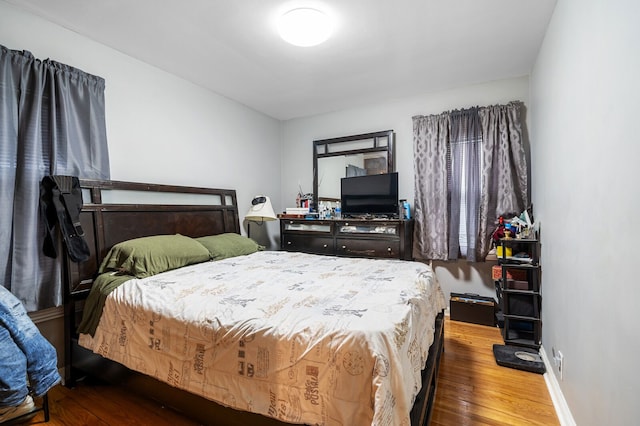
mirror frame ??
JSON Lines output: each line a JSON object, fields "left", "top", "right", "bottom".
{"left": 313, "top": 130, "right": 395, "bottom": 210}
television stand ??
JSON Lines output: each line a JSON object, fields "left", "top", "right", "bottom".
{"left": 280, "top": 218, "right": 414, "bottom": 260}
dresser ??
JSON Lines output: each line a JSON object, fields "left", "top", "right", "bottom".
{"left": 279, "top": 218, "right": 414, "bottom": 260}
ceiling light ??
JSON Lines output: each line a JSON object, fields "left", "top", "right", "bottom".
{"left": 278, "top": 8, "right": 333, "bottom": 47}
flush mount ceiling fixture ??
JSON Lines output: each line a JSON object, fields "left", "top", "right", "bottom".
{"left": 278, "top": 7, "right": 333, "bottom": 47}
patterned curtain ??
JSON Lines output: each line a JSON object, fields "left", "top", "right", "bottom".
{"left": 412, "top": 113, "right": 450, "bottom": 260}
{"left": 0, "top": 45, "right": 110, "bottom": 311}
{"left": 476, "top": 102, "right": 529, "bottom": 260}
{"left": 413, "top": 101, "right": 528, "bottom": 261}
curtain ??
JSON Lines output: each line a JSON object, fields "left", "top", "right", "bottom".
{"left": 413, "top": 101, "right": 528, "bottom": 262}
{"left": 448, "top": 108, "right": 481, "bottom": 261}
{"left": 476, "top": 102, "right": 528, "bottom": 260}
{"left": 412, "top": 113, "right": 450, "bottom": 260}
{"left": 0, "top": 45, "right": 110, "bottom": 311}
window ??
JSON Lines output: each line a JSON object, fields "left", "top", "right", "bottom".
{"left": 412, "top": 102, "right": 528, "bottom": 262}
{"left": 448, "top": 110, "right": 481, "bottom": 260}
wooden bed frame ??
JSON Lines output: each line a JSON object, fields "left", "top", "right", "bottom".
{"left": 62, "top": 179, "right": 444, "bottom": 426}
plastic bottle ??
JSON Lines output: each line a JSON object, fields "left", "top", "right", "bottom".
{"left": 335, "top": 201, "right": 342, "bottom": 219}
{"left": 321, "top": 202, "right": 330, "bottom": 219}
{"left": 403, "top": 200, "right": 411, "bottom": 220}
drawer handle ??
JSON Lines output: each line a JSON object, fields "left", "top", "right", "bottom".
{"left": 387, "top": 247, "right": 392, "bottom": 252}
{"left": 323, "top": 244, "right": 328, "bottom": 248}
{"left": 342, "top": 245, "right": 346, "bottom": 249}
{"left": 287, "top": 241, "right": 292, "bottom": 245}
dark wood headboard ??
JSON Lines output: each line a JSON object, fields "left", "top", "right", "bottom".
{"left": 64, "top": 179, "right": 239, "bottom": 300}
{"left": 62, "top": 179, "right": 239, "bottom": 387}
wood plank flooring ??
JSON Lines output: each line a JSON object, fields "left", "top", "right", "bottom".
{"left": 20, "top": 317, "right": 559, "bottom": 425}
{"left": 431, "top": 319, "right": 559, "bottom": 426}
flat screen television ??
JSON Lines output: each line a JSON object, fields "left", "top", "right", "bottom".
{"left": 340, "top": 172, "right": 399, "bottom": 217}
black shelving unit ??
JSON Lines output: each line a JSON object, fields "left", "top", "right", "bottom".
{"left": 497, "top": 238, "right": 542, "bottom": 349}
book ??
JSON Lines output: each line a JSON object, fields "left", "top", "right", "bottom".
{"left": 285, "top": 207, "right": 309, "bottom": 214}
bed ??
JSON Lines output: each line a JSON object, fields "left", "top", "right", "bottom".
{"left": 62, "top": 179, "right": 446, "bottom": 426}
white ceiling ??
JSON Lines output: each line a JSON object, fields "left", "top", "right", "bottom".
{"left": 5, "top": 0, "right": 557, "bottom": 120}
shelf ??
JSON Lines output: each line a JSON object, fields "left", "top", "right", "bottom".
{"left": 502, "top": 316, "right": 541, "bottom": 349}
{"left": 503, "top": 313, "right": 541, "bottom": 321}
{"left": 501, "top": 288, "right": 538, "bottom": 295}
{"left": 498, "top": 238, "right": 539, "bottom": 266}
{"left": 500, "top": 238, "right": 538, "bottom": 244}
{"left": 499, "top": 263, "right": 538, "bottom": 269}
{"left": 504, "top": 337, "right": 540, "bottom": 347}
{"left": 500, "top": 256, "right": 534, "bottom": 264}
{"left": 496, "top": 237, "right": 542, "bottom": 350}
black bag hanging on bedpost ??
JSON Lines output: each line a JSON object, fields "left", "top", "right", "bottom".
{"left": 40, "top": 175, "right": 90, "bottom": 262}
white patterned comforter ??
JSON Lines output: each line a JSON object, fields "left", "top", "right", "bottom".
{"left": 79, "top": 251, "right": 446, "bottom": 426}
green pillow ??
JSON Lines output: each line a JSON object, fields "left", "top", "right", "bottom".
{"left": 195, "top": 233, "right": 263, "bottom": 260}
{"left": 99, "top": 234, "right": 211, "bottom": 278}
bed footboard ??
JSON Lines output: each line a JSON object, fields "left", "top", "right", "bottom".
{"left": 410, "top": 310, "right": 445, "bottom": 426}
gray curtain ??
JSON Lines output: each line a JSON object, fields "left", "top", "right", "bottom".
{"left": 448, "top": 108, "right": 482, "bottom": 261}
{"left": 413, "top": 101, "right": 528, "bottom": 262}
{"left": 412, "top": 113, "right": 450, "bottom": 260}
{"left": 0, "top": 45, "right": 110, "bottom": 311}
{"left": 476, "top": 102, "right": 528, "bottom": 260}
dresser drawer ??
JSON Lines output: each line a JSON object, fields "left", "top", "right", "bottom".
{"left": 337, "top": 222, "right": 399, "bottom": 236}
{"left": 280, "top": 218, "right": 412, "bottom": 260}
{"left": 283, "top": 234, "right": 334, "bottom": 255}
{"left": 282, "top": 220, "right": 332, "bottom": 233}
{"left": 335, "top": 238, "right": 400, "bottom": 258}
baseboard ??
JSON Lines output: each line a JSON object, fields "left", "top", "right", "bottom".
{"left": 539, "top": 345, "right": 576, "bottom": 426}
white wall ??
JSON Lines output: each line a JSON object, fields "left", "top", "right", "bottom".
{"left": 0, "top": 1, "right": 282, "bottom": 248}
{"left": 282, "top": 77, "right": 530, "bottom": 300}
{"left": 530, "top": 0, "right": 640, "bottom": 424}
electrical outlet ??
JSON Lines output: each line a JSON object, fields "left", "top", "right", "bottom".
{"left": 557, "top": 351, "right": 564, "bottom": 380}
{"left": 552, "top": 347, "right": 564, "bottom": 380}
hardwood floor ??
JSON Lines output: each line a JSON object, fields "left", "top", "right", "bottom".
{"left": 21, "top": 317, "right": 559, "bottom": 425}
{"left": 431, "top": 319, "right": 559, "bottom": 425}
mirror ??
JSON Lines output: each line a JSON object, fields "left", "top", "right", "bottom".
{"left": 313, "top": 130, "right": 395, "bottom": 209}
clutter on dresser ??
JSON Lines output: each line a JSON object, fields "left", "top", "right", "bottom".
{"left": 487, "top": 206, "right": 539, "bottom": 260}
{"left": 491, "top": 206, "right": 537, "bottom": 242}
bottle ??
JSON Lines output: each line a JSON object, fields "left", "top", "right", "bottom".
{"left": 504, "top": 223, "right": 512, "bottom": 239}
{"left": 335, "top": 201, "right": 342, "bottom": 219}
{"left": 402, "top": 200, "right": 411, "bottom": 220}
